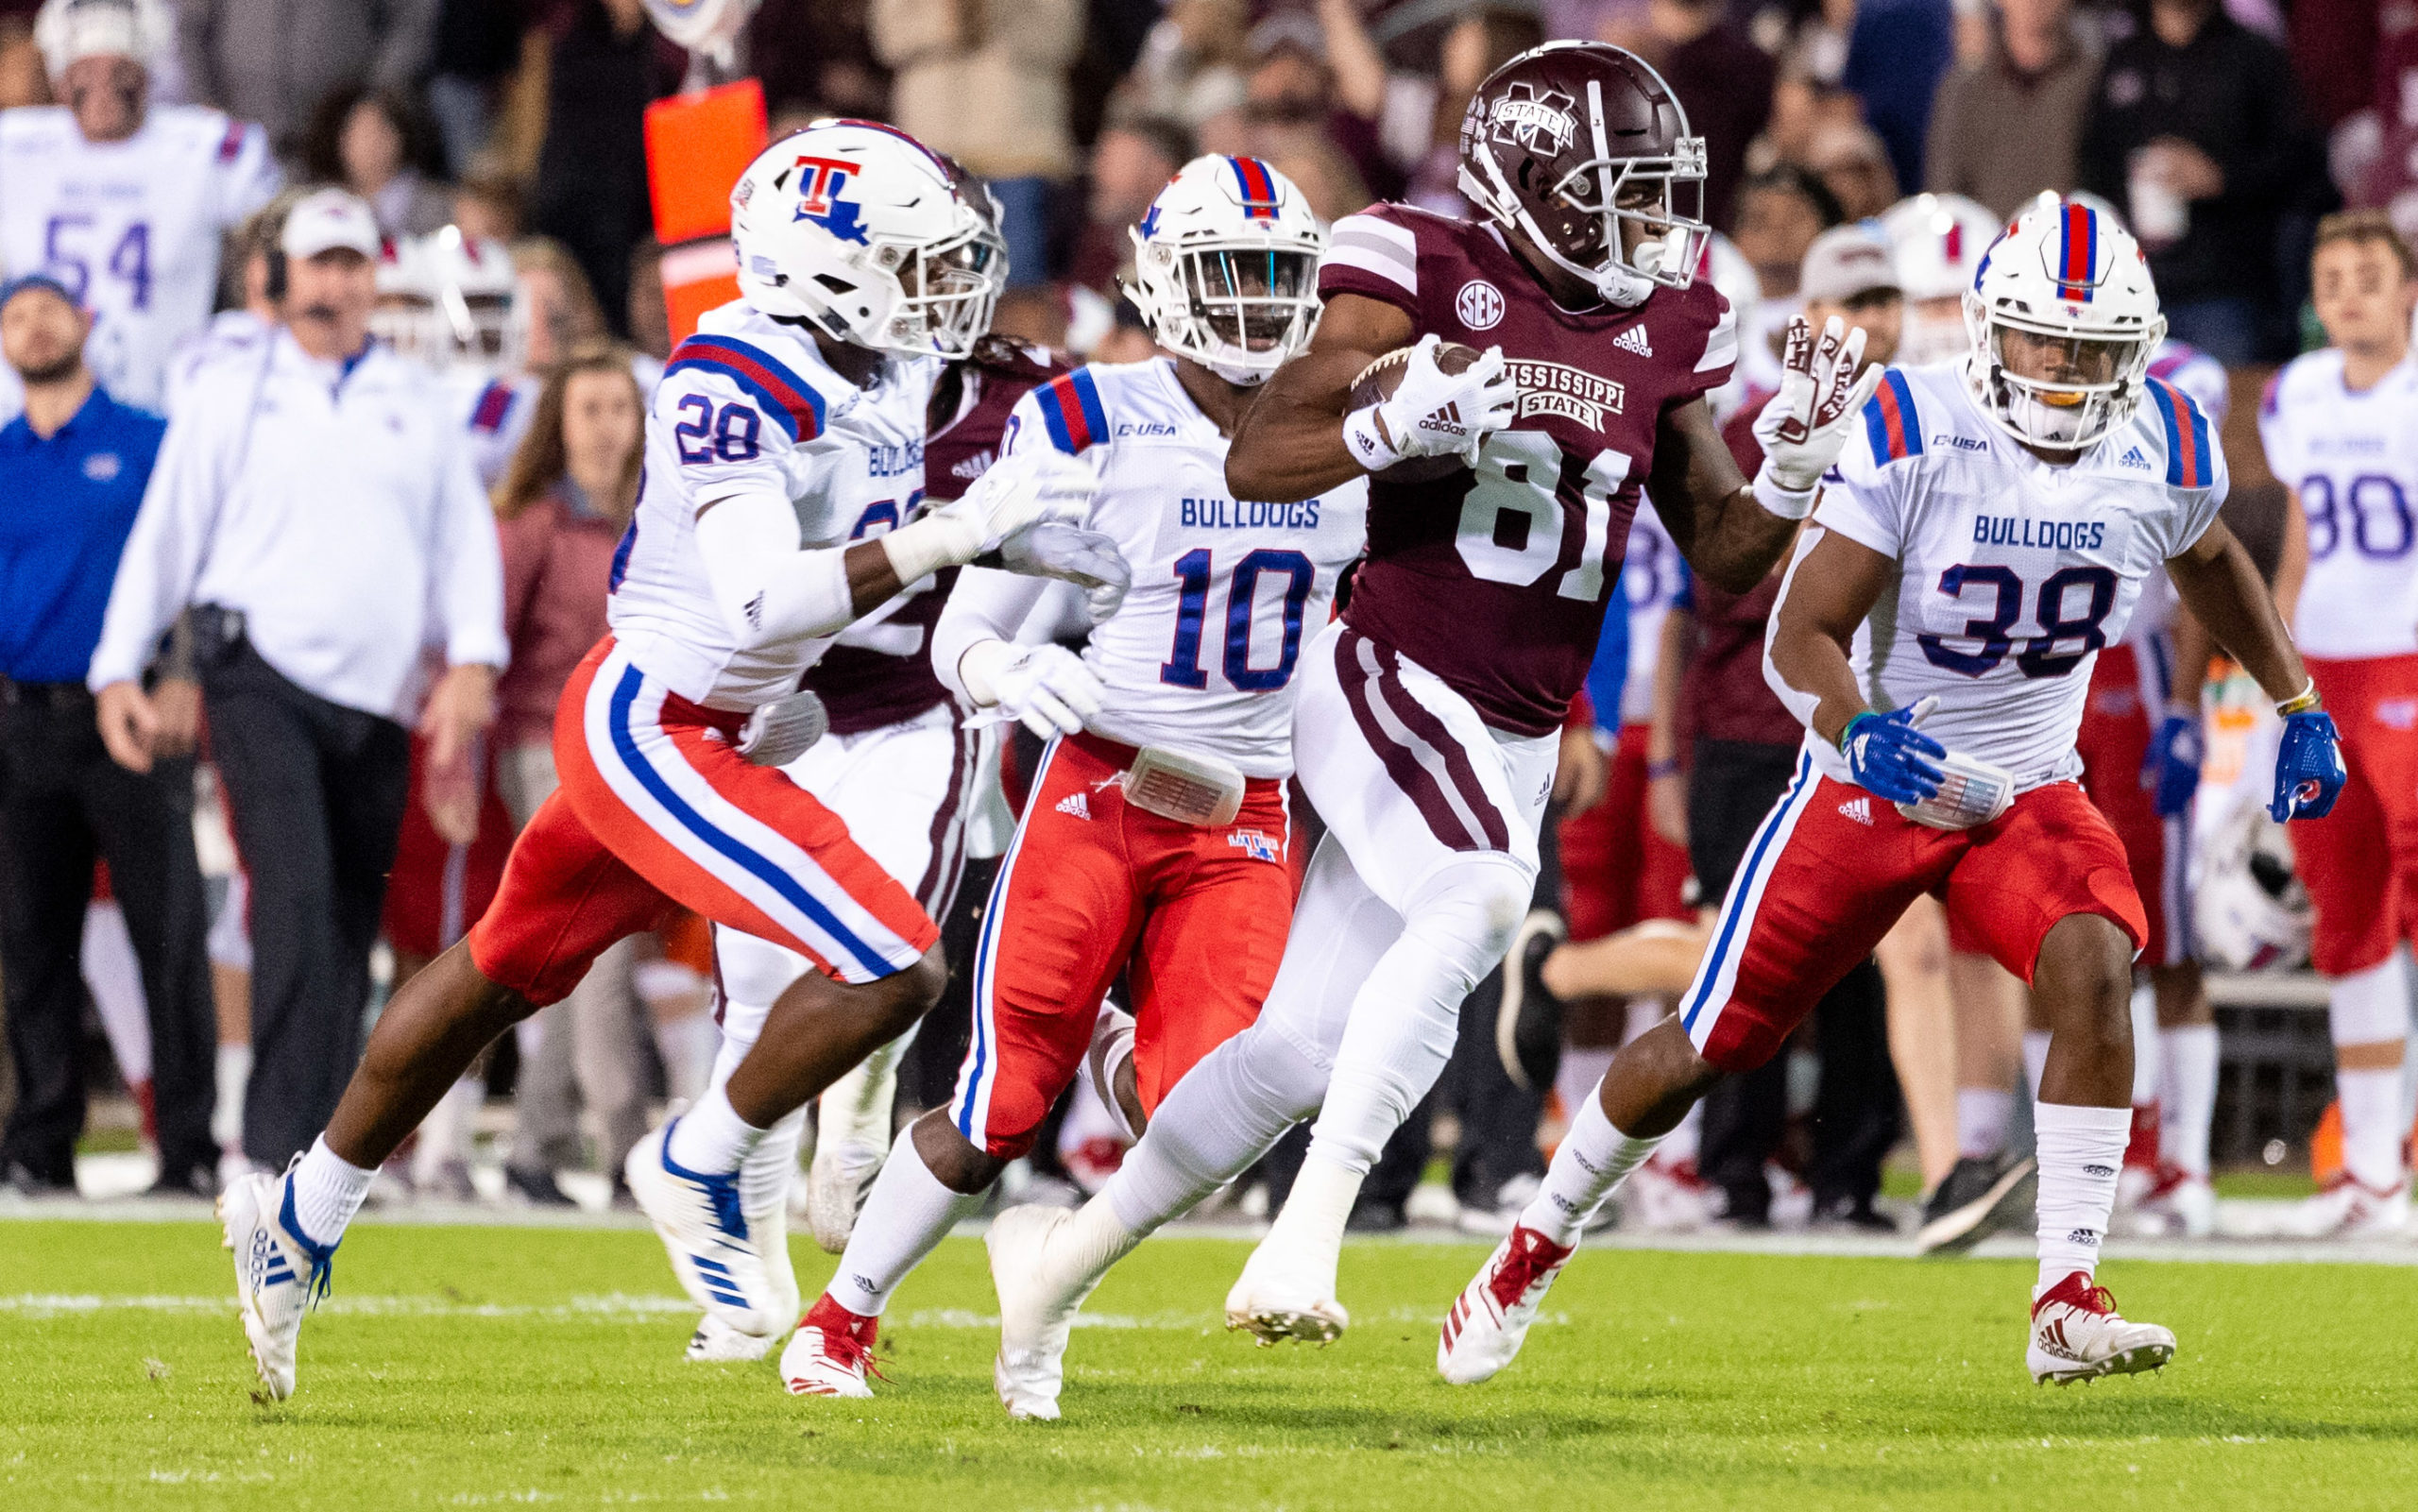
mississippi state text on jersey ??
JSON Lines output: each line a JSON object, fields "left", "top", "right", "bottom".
{"left": 1802, "top": 362, "right": 2227, "bottom": 790}
{"left": 2257, "top": 348, "right": 2418, "bottom": 660}
{"left": 1005, "top": 358, "right": 1369, "bottom": 775}
{"left": 0, "top": 105, "right": 278, "bottom": 410}
{"left": 606, "top": 300, "right": 939, "bottom": 710}
{"left": 1320, "top": 202, "right": 1735, "bottom": 736}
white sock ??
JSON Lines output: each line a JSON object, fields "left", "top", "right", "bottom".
{"left": 1104, "top": 1028, "right": 1320, "bottom": 1234}
{"left": 1659, "top": 1100, "right": 1702, "bottom": 1166}
{"left": 741, "top": 1105, "right": 808, "bottom": 1220}
{"left": 1555, "top": 1045, "right": 1615, "bottom": 1126}
{"left": 1048, "top": 1191, "right": 1146, "bottom": 1297}
{"left": 665, "top": 1086, "right": 765, "bottom": 1176}
{"left": 825, "top": 1138, "right": 982, "bottom": 1317}
{"left": 654, "top": 1013, "right": 722, "bottom": 1108}
{"left": 1519, "top": 1088, "right": 1660, "bottom": 1247}
{"left": 2338, "top": 1068, "right": 2409, "bottom": 1191}
{"left": 1955, "top": 1086, "right": 2013, "bottom": 1161}
{"left": 213, "top": 1043, "right": 252, "bottom": 1151}
{"left": 2021, "top": 1030, "right": 2051, "bottom": 1102}
{"left": 2127, "top": 981, "right": 2160, "bottom": 1104}
{"left": 1252, "top": 1152, "right": 1358, "bottom": 1286}
{"left": 81, "top": 900, "right": 151, "bottom": 1084}
{"left": 2032, "top": 1102, "right": 2129, "bottom": 1294}
{"left": 410, "top": 1077, "right": 485, "bottom": 1185}
{"left": 288, "top": 1136, "right": 376, "bottom": 1251}
{"left": 2158, "top": 1025, "right": 2219, "bottom": 1180}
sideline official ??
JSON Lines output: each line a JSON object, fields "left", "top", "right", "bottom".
{"left": 0, "top": 272, "right": 216, "bottom": 1196}
{"left": 89, "top": 188, "right": 507, "bottom": 1172}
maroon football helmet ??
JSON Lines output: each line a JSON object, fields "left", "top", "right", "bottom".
{"left": 1456, "top": 42, "right": 1709, "bottom": 307}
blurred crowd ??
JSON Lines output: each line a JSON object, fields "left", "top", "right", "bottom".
{"left": 0, "top": 0, "right": 2401, "bottom": 1235}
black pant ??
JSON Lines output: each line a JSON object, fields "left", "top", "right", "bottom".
{"left": 0, "top": 689, "right": 216, "bottom": 1182}
{"left": 200, "top": 644, "right": 411, "bottom": 1169}
{"left": 1689, "top": 739, "right": 1901, "bottom": 1218}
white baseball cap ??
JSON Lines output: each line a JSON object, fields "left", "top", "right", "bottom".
{"left": 281, "top": 188, "right": 382, "bottom": 262}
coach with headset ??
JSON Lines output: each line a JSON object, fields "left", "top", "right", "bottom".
{"left": 89, "top": 187, "right": 507, "bottom": 1173}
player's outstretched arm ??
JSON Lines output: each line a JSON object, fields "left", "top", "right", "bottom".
{"left": 692, "top": 490, "right": 912, "bottom": 647}
{"left": 2166, "top": 518, "right": 2310, "bottom": 709}
{"left": 1224, "top": 292, "right": 1412, "bottom": 501}
{"left": 1764, "top": 525, "right": 1897, "bottom": 749}
{"left": 1646, "top": 397, "right": 1792, "bottom": 594}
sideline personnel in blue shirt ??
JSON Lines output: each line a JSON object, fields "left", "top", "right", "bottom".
{"left": 0, "top": 273, "right": 216, "bottom": 1198}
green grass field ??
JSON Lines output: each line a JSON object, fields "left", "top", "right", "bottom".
{"left": 3, "top": 1218, "right": 2414, "bottom": 1509}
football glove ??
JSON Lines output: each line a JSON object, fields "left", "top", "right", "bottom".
{"left": 890, "top": 449, "right": 1099, "bottom": 583}
{"left": 1751, "top": 314, "right": 1886, "bottom": 518}
{"left": 1840, "top": 697, "right": 1947, "bottom": 806}
{"left": 959, "top": 640, "right": 1105, "bottom": 739}
{"left": 2268, "top": 708, "right": 2346, "bottom": 822}
{"left": 991, "top": 521, "right": 1131, "bottom": 621}
{"left": 2143, "top": 713, "right": 2204, "bottom": 818}
{"left": 1351, "top": 333, "right": 1518, "bottom": 467}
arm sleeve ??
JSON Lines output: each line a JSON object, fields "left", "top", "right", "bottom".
{"left": 690, "top": 489, "right": 859, "bottom": 647}
{"left": 930, "top": 564, "right": 1054, "bottom": 704}
{"left": 87, "top": 406, "right": 217, "bottom": 688}
{"left": 430, "top": 431, "right": 509, "bottom": 670}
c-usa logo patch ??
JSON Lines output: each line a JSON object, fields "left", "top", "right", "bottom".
{"left": 1456, "top": 280, "right": 1505, "bottom": 331}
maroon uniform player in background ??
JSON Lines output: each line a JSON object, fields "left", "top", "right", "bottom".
{"left": 976, "top": 42, "right": 1885, "bottom": 1412}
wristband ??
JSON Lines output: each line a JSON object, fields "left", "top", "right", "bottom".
{"left": 2276, "top": 678, "right": 2321, "bottom": 717}
{"left": 1750, "top": 460, "right": 1818, "bottom": 521}
{"left": 881, "top": 509, "right": 981, "bottom": 586}
{"left": 1342, "top": 405, "right": 1402, "bottom": 471}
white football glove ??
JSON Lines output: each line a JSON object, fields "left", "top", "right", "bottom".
{"left": 958, "top": 640, "right": 1105, "bottom": 739}
{"left": 885, "top": 448, "right": 1099, "bottom": 583}
{"left": 1344, "top": 333, "right": 1519, "bottom": 469}
{"left": 1749, "top": 314, "right": 1885, "bottom": 518}
{"left": 992, "top": 521, "right": 1131, "bottom": 621}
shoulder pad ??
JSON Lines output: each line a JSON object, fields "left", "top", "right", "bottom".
{"left": 2143, "top": 377, "right": 2216, "bottom": 489}
{"left": 1029, "top": 366, "right": 1110, "bottom": 454}
{"left": 1859, "top": 368, "right": 1927, "bottom": 465}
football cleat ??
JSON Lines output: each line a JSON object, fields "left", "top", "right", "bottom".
{"left": 1436, "top": 1224, "right": 1574, "bottom": 1385}
{"left": 218, "top": 1165, "right": 332, "bottom": 1402}
{"left": 2027, "top": 1271, "right": 2175, "bottom": 1384}
{"left": 986, "top": 1204, "right": 1093, "bottom": 1420}
{"left": 1916, "top": 1154, "right": 2036, "bottom": 1255}
{"left": 1624, "top": 1152, "right": 1711, "bottom": 1232}
{"left": 687, "top": 1312, "right": 781, "bottom": 1363}
{"left": 2291, "top": 1176, "right": 2410, "bottom": 1238}
{"left": 625, "top": 1120, "right": 785, "bottom": 1336}
{"left": 1223, "top": 1246, "right": 1349, "bottom": 1346}
{"left": 780, "top": 1294, "right": 880, "bottom": 1399}
{"left": 2133, "top": 1164, "right": 2215, "bottom": 1239}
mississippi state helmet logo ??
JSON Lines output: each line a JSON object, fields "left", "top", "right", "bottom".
{"left": 792, "top": 155, "right": 869, "bottom": 245}
{"left": 1489, "top": 81, "right": 1578, "bottom": 155}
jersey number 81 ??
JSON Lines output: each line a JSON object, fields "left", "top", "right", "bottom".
{"left": 1451, "top": 432, "right": 1629, "bottom": 603}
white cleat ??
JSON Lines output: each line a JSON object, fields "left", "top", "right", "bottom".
{"left": 218, "top": 1166, "right": 332, "bottom": 1402}
{"left": 1437, "top": 1224, "right": 1574, "bottom": 1385}
{"left": 780, "top": 1295, "right": 878, "bottom": 1398}
{"left": 2027, "top": 1271, "right": 2175, "bottom": 1384}
{"left": 804, "top": 1137, "right": 886, "bottom": 1256}
{"left": 686, "top": 1312, "right": 782, "bottom": 1362}
{"left": 1223, "top": 1245, "right": 1349, "bottom": 1346}
{"left": 2291, "top": 1178, "right": 2409, "bottom": 1238}
{"left": 2134, "top": 1165, "right": 2216, "bottom": 1239}
{"left": 986, "top": 1204, "right": 1093, "bottom": 1420}
{"left": 624, "top": 1120, "right": 784, "bottom": 1337}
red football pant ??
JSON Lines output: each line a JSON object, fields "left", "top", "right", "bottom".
{"left": 468, "top": 639, "right": 937, "bottom": 1006}
{"left": 948, "top": 732, "right": 1295, "bottom": 1159}
{"left": 1680, "top": 760, "right": 2147, "bottom": 1073}
{"left": 2071, "top": 643, "right": 2190, "bottom": 967}
{"left": 2295, "top": 654, "right": 2418, "bottom": 977}
{"left": 1558, "top": 722, "right": 1691, "bottom": 941}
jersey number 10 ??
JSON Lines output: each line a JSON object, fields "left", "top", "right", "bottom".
{"left": 1162, "top": 549, "right": 1317, "bottom": 691}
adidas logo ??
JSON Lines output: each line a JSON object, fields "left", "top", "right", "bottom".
{"left": 952, "top": 450, "right": 994, "bottom": 480}
{"left": 1836, "top": 795, "right": 1874, "bottom": 826}
{"left": 1423, "top": 401, "right": 1469, "bottom": 437}
{"left": 2120, "top": 446, "right": 2151, "bottom": 470}
{"left": 1055, "top": 791, "right": 1091, "bottom": 820}
{"left": 1613, "top": 325, "right": 1653, "bottom": 358}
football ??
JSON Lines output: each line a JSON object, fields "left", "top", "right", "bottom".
{"left": 1348, "top": 341, "right": 1488, "bottom": 483}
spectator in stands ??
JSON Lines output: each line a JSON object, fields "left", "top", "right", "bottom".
{"left": 487, "top": 344, "right": 654, "bottom": 1206}
{"left": 1066, "top": 114, "right": 1191, "bottom": 292}
{"left": 0, "top": 16, "right": 48, "bottom": 110}
{"left": 1924, "top": 0, "right": 2097, "bottom": 219}
{"left": 747, "top": 0, "right": 894, "bottom": 121}
{"left": 509, "top": 236, "right": 612, "bottom": 373}
{"left": 1840, "top": 0, "right": 1958, "bottom": 198}
{"left": 0, "top": 272, "right": 216, "bottom": 1198}
{"left": 1734, "top": 166, "right": 1846, "bottom": 301}
{"left": 1803, "top": 117, "right": 1900, "bottom": 220}
{"left": 175, "top": 0, "right": 440, "bottom": 161}
{"left": 2078, "top": 0, "right": 2320, "bottom": 364}
{"left": 1317, "top": 0, "right": 1541, "bottom": 218}
{"left": 1626, "top": 0, "right": 1776, "bottom": 232}
{"left": 303, "top": 85, "right": 452, "bottom": 239}
{"left": 426, "top": 0, "right": 527, "bottom": 178}
{"left": 871, "top": 0, "right": 1082, "bottom": 288}
{"left": 88, "top": 188, "right": 505, "bottom": 1175}
{"left": 1112, "top": 0, "right": 1250, "bottom": 138}
{"left": 530, "top": 0, "right": 675, "bottom": 341}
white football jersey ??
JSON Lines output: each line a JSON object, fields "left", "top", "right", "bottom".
{"left": 606, "top": 300, "right": 938, "bottom": 710}
{"left": 0, "top": 106, "right": 279, "bottom": 411}
{"left": 2258, "top": 348, "right": 2418, "bottom": 660}
{"left": 1001, "top": 358, "right": 1369, "bottom": 776}
{"left": 449, "top": 369, "right": 540, "bottom": 488}
{"left": 1617, "top": 501, "right": 1686, "bottom": 725}
{"left": 1797, "top": 362, "right": 2226, "bottom": 790}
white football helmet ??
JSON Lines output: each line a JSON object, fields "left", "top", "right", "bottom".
{"left": 1126, "top": 155, "right": 1324, "bottom": 386}
{"left": 640, "top": 0, "right": 758, "bottom": 65}
{"left": 35, "top": 0, "right": 170, "bottom": 75}
{"left": 730, "top": 120, "right": 1005, "bottom": 359}
{"left": 1964, "top": 197, "right": 2166, "bottom": 451}
{"left": 2194, "top": 797, "right": 2312, "bottom": 972}
{"left": 1882, "top": 192, "right": 2001, "bottom": 365}
{"left": 373, "top": 227, "right": 519, "bottom": 372}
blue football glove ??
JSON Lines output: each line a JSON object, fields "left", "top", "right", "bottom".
{"left": 2269, "top": 709, "right": 2347, "bottom": 822}
{"left": 2143, "top": 714, "right": 2204, "bottom": 818}
{"left": 1841, "top": 699, "right": 1947, "bottom": 806}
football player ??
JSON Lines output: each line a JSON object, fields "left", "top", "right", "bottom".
{"left": 979, "top": 41, "right": 1879, "bottom": 1408}
{"left": 783, "top": 155, "right": 1366, "bottom": 1406}
{"left": 0, "top": 0, "right": 279, "bottom": 412}
{"left": 1436, "top": 198, "right": 2342, "bottom": 1386}
{"left": 2261, "top": 209, "right": 2418, "bottom": 1236}
{"left": 217, "top": 120, "right": 1115, "bottom": 1401}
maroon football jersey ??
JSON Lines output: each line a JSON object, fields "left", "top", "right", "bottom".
{"left": 805, "top": 338, "right": 1069, "bottom": 735}
{"left": 1320, "top": 202, "right": 1736, "bottom": 736}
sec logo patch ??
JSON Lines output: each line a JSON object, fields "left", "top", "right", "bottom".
{"left": 1456, "top": 280, "right": 1504, "bottom": 331}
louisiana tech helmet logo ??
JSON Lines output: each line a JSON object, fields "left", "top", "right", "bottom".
{"left": 1490, "top": 82, "right": 1578, "bottom": 155}
{"left": 792, "top": 154, "right": 869, "bottom": 245}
